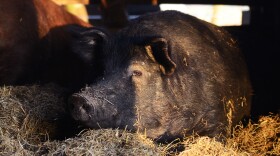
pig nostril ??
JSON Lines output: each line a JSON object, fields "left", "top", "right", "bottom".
{"left": 81, "top": 103, "right": 90, "bottom": 112}
{"left": 68, "top": 94, "right": 89, "bottom": 111}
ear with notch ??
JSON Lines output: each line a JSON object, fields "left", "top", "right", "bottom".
{"left": 67, "top": 24, "right": 108, "bottom": 64}
{"left": 144, "top": 37, "right": 176, "bottom": 75}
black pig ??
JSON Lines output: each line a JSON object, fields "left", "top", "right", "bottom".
{"left": 69, "top": 10, "right": 252, "bottom": 142}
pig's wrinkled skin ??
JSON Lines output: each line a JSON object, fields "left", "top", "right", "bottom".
{"left": 69, "top": 10, "right": 252, "bottom": 142}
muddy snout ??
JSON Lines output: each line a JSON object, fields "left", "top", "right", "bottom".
{"left": 68, "top": 92, "right": 118, "bottom": 128}
{"left": 68, "top": 94, "right": 93, "bottom": 122}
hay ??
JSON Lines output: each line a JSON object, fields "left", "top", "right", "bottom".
{"left": 0, "top": 84, "right": 279, "bottom": 155}
{"left": 228, "top": 114, "right": 280, "bottom": 155}
{"left": 179, "top": 136, "right": 249, "bottom": 156}
{"left": 0, "top": 84, "right": 70, "bottom": 155}
{"left": 179, "top": 114, "right": 280, "bottom": 156}
{"left": 43, "top": 128, "right": 166, "bottom": 155}
{"left": 0, "top": 84, "right": 68, "bottom": 141}
{"left": 0, "top": 84, "right": 167, "bottom": 155}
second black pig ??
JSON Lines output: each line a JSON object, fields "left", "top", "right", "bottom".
{"left": 68, "top": 10, "right": 252, "bottom": 143}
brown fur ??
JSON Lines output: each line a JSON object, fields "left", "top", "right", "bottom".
{"left": 0, "top": 0, "right": 93, "bottom": 88}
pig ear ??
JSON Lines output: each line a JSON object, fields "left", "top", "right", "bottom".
{"left": 67, "top": 25, "right": 108, "bottom": 64}
{"left": 144, "top": 38, "right": 176, "bottom": 75}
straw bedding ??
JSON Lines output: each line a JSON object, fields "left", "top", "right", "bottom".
{"left": 0, "top": 84, "right": 279, "bottom": 155}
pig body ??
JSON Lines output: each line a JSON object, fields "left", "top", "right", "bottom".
{"left": 69, "top": 10, "right": 252, "bottom": 142}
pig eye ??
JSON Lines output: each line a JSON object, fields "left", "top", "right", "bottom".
{"left": 132, "top": 70, "right": 143, "bottom": 77}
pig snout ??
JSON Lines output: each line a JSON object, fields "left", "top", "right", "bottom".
{"left": 68, "top": 92, "right": 118, "bottom": 128}
{"left": 68, "top": 94, "right": 93, "bottom": 122}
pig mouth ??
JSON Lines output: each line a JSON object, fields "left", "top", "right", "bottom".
{"left": 68, "top": 93, "right": 118, "bottom": 128}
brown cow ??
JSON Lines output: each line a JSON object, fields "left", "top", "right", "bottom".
{"left": 0, "top": 0, "right": 107, "bottom": 90}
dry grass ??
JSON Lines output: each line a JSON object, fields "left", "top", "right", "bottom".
{"left": 0, "top": 84, "right": 167, "bottom": 155}
{"left": 178, "top": 114, "right": 280, "bottom": 156}
{"left": 43, "top": 128, "right": 167, "bottom": 155}
{"left": 0, "top": 84, "right": 68, "bottom": 155}
{"left": 228, "top": 114, "right": 280, "bottom": 155}
{"left": 179, "top": 136, "right": 250, "bottom": 156}
{"left": 0, "top": 84, "right": 279, "bottom": 155}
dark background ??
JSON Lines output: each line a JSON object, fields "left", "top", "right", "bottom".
{"left": 86, "top": 0, "right": 280, "bottom": 120}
